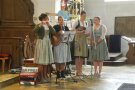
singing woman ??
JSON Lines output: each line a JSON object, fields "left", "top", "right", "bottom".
{"left": 91, "top": 16, "right": 109, "bottom": 77}
{"left": 72, "top": 11, "right": 88, "bottom": 76}
{"left": 53, "top": 16, "right": 71, "bottom": 79}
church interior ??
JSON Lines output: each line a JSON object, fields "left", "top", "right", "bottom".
{"left": 0, "top": 0, "right": 135, "bottom": 90}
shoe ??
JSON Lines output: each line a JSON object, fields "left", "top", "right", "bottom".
{"left": 56, "top": 71, "right": 61, "bottom": 79}
{"left": 97, "top": 74, "right": 101, "bottom": 78}
{"left": 78, "top": 75, "right": 84, "bottom": 79}
{"left": 94, "top": 73, "right": 98, "bottom": 77}
{"left": 41, "top": 79, "right": 50, "bottom": 83}
{"left": 61, "top": 71, "right": 65, "bottom": 78}
{"left": 76, "top": 72, "right": 82, "bottom": 76}
{"left": 74, "top": 75, "right": 84, "bottom": 80}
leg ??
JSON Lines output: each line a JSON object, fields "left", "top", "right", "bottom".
{"left": 98, "top": 61, "right": 103, "bottom": 76}
{"left": 55, "top": 63, "right": 61, "bottom": 78}
{"left": 47, "top": 64, "right": 52, "bottom": 78}
{"left": 56, "top": 63, "right": 60, "bottom": 71}
{"left": 75, "top": 57, "right": 80, "bottom": 76}
{"left": 38, "top": 65, "right": 44, "bottom": 81}
{"left": 79, "top": 57, "right": 84, "bottom": 75}
{"left": 2, "top": 59, "right": 5, "bottom": 73}
{"left": 43, "top": 65, "right": 48, "bottom": 80}
{"left": 93, "top": 61, "right": 98, "bottom": 76}
{"left": 60, "top": 63, "right": 65, "bottom": 72}
{"left": 60, "top": 63, "right": 65, "bottom": 78}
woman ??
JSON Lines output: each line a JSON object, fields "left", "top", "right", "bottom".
{"left": 91, "top": 16, "right": 109, "bottom": 77}
{"left": 57, "top": 4, "right": 70, "bottom": 21}
{"left": 46, "top": 4, "right": 70, "bottom": 21}
{"left": 33, "top": 13, "right": 55, "bottom": 83}
{"left": 72, "top": 11, "right": 88, "bottom": 76}
{"left": 53, "top": 16, "right": 71, "bottom": 79}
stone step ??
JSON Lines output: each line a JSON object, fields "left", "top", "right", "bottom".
{"left": 0, "top": 74, "right": 19, "bottom": 88}
{"left": 104, "top": 57, "right": 127, "bottom": 66}
{"left": 108, "top": 53, "right": 123, "bottom": 61}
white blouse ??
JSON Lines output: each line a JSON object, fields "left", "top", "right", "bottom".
{"left": 93, "top": 24, "right": 107, "bottom": 39}
{"left": 43, "top": 24, "right": 49, "bottom": 30}
{"left": 72, "top": 20, "right": 87, "bottom": 30}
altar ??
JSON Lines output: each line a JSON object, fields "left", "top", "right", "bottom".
{"left": 126, "top": 41, "right": 135, "bottom": 64}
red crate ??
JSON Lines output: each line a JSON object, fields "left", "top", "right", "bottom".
{"left": 19, "top": 72, "right": 38, "bottom": 85}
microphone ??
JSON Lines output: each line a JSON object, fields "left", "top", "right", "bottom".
{"left": 62, "top": 25, "right": 65, "bottom": 31}
{"left": 90, "top": 19, "right": 93, "bottom": 26}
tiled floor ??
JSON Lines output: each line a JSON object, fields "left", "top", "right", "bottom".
{"left": 1, "top": 65, "right": 135, "bottom": 90}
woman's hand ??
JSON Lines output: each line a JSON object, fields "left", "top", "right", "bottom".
{"left": 81, "top": 30, "right": 85, "bottom": 33}
{"left": 91, "top": 40, "right": 97, "bottom": 46}
{"left": 46, "top": 21, "right": 51, "bottom": 27}
{"left": 58, "top": 30, "right": 64, "bottom": 35}
{"left": 97, "top": 38, "right": 102, "bottom": 44}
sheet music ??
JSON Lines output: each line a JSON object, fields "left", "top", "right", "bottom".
{"left": 61, "top": 31, "right": 76, "bottom": 43}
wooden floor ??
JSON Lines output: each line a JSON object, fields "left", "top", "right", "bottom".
{"left": 0, "top": 74, "right": 18, "bottom": 83}
{"left": 1, "top": 65, "right": 135, "bottom": 90}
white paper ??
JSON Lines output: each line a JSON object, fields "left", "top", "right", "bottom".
{"left": 61, "top": 31, "right": 76, "bottom": 42}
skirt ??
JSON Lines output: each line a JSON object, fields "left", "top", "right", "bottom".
{"left": 91, "top": 39, "right": 109, "bottom": 61}
{"left": 74, "top": 34, "right": 88, "bottom": 58}
{"left": 34, "top": 36, "right": 54, "bottom": 65}
{"left": 53, "top": 43, "right": 71, "bottom": 63}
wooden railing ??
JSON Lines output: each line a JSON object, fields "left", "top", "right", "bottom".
{"left": 0, "top": 37, "right": 23, "bottom": 68}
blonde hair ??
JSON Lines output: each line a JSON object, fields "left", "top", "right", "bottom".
{"left": 94, "top": 16, "right": 101, "bottom": 21}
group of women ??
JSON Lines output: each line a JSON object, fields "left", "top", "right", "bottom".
{"left": 33, "top": 11, "right": 109, "bottom": 83}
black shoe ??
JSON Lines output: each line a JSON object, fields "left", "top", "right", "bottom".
{"left": 61, "top": 71, "right": 65, "bottom": 78}
{"left": 56, "top": 71, "right": 61, "bottom": 79}
{"left": 65, "top": 69, "right": 71, "bottom": 75}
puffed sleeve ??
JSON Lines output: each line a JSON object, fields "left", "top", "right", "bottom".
{"left": 33, "top": 24, "right": 41, "bottom": 34}
{"left": 53, "top": 25, "right": 60, "bottom": 32}
{"left": 72, "top": 20, "right": 78, "bottom": 30}
{"left": 48, "top": 25, "right": 55, "bottom": 34}
{"left": 100, "top": 24, "right": 107, "bottom": 39}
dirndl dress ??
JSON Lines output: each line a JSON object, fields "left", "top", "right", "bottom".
{"left": 53, "top": 42, "right": 71, "bottom": 63}
{"left": 91, "top": 25, "right": 109, "bottom": 61}
{"left": 34, "top": 30, "right": 54, "bottom": 65}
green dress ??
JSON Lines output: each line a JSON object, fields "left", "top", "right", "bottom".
{"left": 73, "top": 20, "right": 88, "bottom": 58}
{"left": 74, "top": 33, "right": 88, "bottom": 57}
{"left": 33, "top": 24, "right": 55, "bottom": 65}
{"left": 91, "top": 25, "right": 109, "bottom": 61}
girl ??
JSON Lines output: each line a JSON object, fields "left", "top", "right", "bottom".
{"left": 91, "top": 16, "right": 109, "bottom": 77}
{"left": 33, "top": 13, "right": 55, "bottom": 83}
{"left": 53, "top": 16, "right": 71, "bottom": 79}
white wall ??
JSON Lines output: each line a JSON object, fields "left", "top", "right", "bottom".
{"left": 84, "top": 0, "right": 135, "bottom": 56}
{"left": 84, "top": 0, "right": 135, "bottom": 35}
{"left": 31, "top": 0, "right": 60, "bottom": 25}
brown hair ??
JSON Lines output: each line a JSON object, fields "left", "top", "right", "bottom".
{"left": 58, "top": 16, "right": 63, "bottom": 21}
{"left": 80, "top": 11, "right": 86, "bottom": 16}
{"left": 39, "top": 13, "right": 48, "bottom": 21}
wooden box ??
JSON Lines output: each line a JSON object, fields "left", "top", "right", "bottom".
{"left": 19, "top": 67, "right": 38, "bottom": 85}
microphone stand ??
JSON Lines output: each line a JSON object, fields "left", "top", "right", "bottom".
{"left": 60, "top": 32, "right": 78, "bottom": 83}
{"left": 66, "top": 33, "right": 78, "bottom": 82}
{"left": 90, "top": 19, "right": 94, "bottom": 79}
{"left": 85, "top": 19, "right": 94, "bottom": 79}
